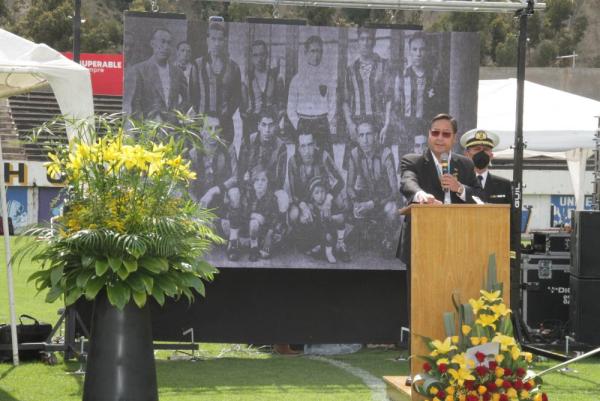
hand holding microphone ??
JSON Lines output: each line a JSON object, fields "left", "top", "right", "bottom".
{"left": 440, "top": 153, "right": 464, "bottom": 194}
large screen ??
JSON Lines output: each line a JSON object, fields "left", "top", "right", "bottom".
{"left": 123, "top": 13, "right": 479, "bottom": 270}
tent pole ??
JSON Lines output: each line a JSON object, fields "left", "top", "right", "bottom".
{"left": 0, "top": 120, "right": 19, "bottom": 366}
{"left": 511, "top": 0, "right": 534, "bottom": 324}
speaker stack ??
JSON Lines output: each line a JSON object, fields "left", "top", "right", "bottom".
{"left": 569, "top": 211, "right": 600, "bottom": 346}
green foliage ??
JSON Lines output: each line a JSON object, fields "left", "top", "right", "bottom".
{"left": 13, "top": 114, "right": 224, "bottom": 310}
{"left": 0, "top": 0, "right": 11, "bottom": 26}
{"left": 495, "top": 33, "right": 518, "bottom": 67}
{"left": 13, "top": 0, "right": 74, "bottom": 51}
{"left": 81, "top": 18, "right": 122, "bottom": 53}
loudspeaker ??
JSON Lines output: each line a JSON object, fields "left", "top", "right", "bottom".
{"left": 569, "top": 275, "right": 600, "bottom": 346}
{"left": 570, "top": 211, "right": 600, "bottom": 278}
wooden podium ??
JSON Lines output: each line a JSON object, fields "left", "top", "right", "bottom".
{"left": 405, "top": 204, "right": 510, "bottom": 386}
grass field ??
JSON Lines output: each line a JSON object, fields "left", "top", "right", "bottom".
{"left": 1, "top": 238, "right": 599, "bottom": 401}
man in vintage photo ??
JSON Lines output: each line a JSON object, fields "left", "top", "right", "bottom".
{"left": 342, "top": 28, "right": 388, "bottom": 142}
{"left": 190, "top": 22, "right": 241, "bottom": 145}
{"left": 240, "top": 40, "right": 285, "bottom": 140}
{"left": 287, "top": 35, "right": 337, "bottom": 155}
{"left": 346, "top": 120, "right": 400, "bottom": 258}
{"left": 287, "top": 132, "right": 349, "bottom": 261}
{"left": 383, "top": 32, "right": 444, "bottom": 144}
{"left": 124, "top": 28, "right": 189, "bottom": 123}
{"left": 175, "top": 41, "right": 193, "bottom": 86}
{"left": 226, "top": 109, "right": 290, "bottom": 259}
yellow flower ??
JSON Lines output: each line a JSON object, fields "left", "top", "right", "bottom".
{"left": 492, "top": 394, "right": 500, "bottom": 401}
{"left": 470, "top": 337, "right": 481, "bottom": 346}
{"left": 511, "top": 346, "right": 521, "bottom": 360}
{"left": 480, "top": 337, "right": 489, "bottom": 344}
{"left": 447, "top": 367, "right": 475, "bottom": 386}
{"left": 475, "top": 313, "right": 497, "bottom": 329}
{"left": 451, "top": 336, "right": 460, "bottom": 344}
{"left": 437, "top": 358, "right": 449, "bottom": 366}
{"left": 495, "top": 367, "right": 505, "bottom": 378}
{"left": 461, "top": 325, "right": 472, "bottom": 336}
{"left": 495, "top": 378, "right": 504, "bottom": 387}
{"left": 521, "top": 390, "right": 530, "bottom": 399}
{"left": 469, "top": 298, "right": 486, "bottom": 314}
{"left": 480, "top": 289, "right": 502, "bottom": 303}
{"left": 445, "top": 386, "right": 455, "bottom": 395}
{"left": 490, "top": 303, "right": 511, "bottom": 317}
{"left": 495, "top": 354, "right": 505, "bottom": 364}
{"left": 445, "top": 396, "right": 454, "bottom": 401}
{"left": 430, "top": 337, "right": 458, "bottom": 355}
{"left": 534, "top": 393, "right": 543, "bottom": 401}
{"left": 451, "top": 353, "right": 474, "bottom": 369}
{"left": 458, "top": 395, "right": 466, "bottom": 401}
{"left": 523, "top": 352, "right": 533, "bottom": 363}
{"left": 492, "top": 334, "right": 517, "bottom": 351}
{"left": 430, "top": 386, "right": 439, "bottom": 395}
{"left": 506, "top": 388, "right": 517, "bottom": 398}
{"left": 478, "top": 385, "right": 487, "bottom": 395}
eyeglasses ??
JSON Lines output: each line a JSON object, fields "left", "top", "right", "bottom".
{"left": 430, "top": 129, "right": 453, "bottom": 139}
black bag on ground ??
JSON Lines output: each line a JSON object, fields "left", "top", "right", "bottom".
{"left": 0, "top": 314, "right": 53, "bottom": 361}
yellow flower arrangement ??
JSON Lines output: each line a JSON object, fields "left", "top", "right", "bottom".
{"left": 414, "top": 257, "right": 549, "bottom": 401}
{"left": 16, "top": 114, "right": 224, "bottom": 309}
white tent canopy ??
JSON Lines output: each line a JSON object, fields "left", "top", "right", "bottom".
{"left": 0, "top": 28, "right": 94, "bottom": 366}
{"left": 477, "top": 79, "right": 600, "bottom": 210}
{"left": 0, "top": 28, "right": 94, "bottom": 138}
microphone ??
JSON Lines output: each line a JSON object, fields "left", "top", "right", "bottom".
{"left": 440, "top": 152, "right": 449, "bottom": 175}
{"left": 440, "top": 152, "right": 450, "bottom": 204}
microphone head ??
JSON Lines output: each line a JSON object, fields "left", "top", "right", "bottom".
{"left": 441, "top": 152, "right": 449, "bottom": 162}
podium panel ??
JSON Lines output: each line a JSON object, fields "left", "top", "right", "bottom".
{"left": 408, "top": 204, "right": 510, "bottom": 381}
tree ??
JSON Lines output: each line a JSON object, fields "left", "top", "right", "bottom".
{"left": 13, "top": 0, "right": 73, "bottom": 51}
{"left": 0, "top": 0, "right": 11, "bottom": 26}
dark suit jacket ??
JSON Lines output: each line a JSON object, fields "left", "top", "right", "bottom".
{"left": 481, "top": 172, "right": 512, "bottom": 205}
{"left": 124, "top": 59, "right": 189, "bottom": 123}
{"left": 397, "top": 150, "right": 481, "bottom": 263}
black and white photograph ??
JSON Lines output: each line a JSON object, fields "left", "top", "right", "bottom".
{"left": 123, "top": 14, "right": 479, "bottom": 270}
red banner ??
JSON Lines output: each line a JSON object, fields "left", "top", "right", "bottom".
{"left": 63, "top": 52, "right": 123, "bottom": 96}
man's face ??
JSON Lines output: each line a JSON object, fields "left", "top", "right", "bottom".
{"left": 427, "top": 118, "right": 456, "bottom": 156}
{"left": 358, "top": 31, "right": 375, "bottom": 58}
{"left": 414, "top": 135, "right": 426, "bottom": 154}
{"left": 151, "top": 30, "right": 172, "bottom": 62}
{"left": 251, "top": 44, "right": 267, "bottom": 71}
{"left": 357, "top": 123, "right": 376, "bottom": 154}
{"left": 311, "top": 185, "right": 326, "bottom": 205}
{"left": 176, "top": 43, "right": 191, "bottom": 65}
{"left": 409, "top": 38, "right": 426, "bottom": 68}
{"left": 202, "top": 117, "right": 222, "bottom": 149}
{"left": 253, "top": 172, "right": 269, "bottom": 195}
{"left": 208, "top": 29, "right": 226, "bottom": 56}
{"left": 298, "top": 133, "right": 316, "bottom": 164}
{"left": 306, "top": 42, "right": 323, "bottom": 67}
{"left": 258, "top": 117, "right": 276, "bottom": 143}
{"left": 465, "top": 144, "right": 493, "bottom": 160}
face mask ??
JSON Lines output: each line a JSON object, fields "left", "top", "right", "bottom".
{"left": 472, "top": 150, "right": 490, "bottom": 169}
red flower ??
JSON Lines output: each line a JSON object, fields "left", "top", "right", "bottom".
{"left": 514, "top": 379, "right": 524, "bottom": 390}
{"left": 467, "top": 395, "right": 479, "bottom": 401}
{"left": 502, "top": 380, "right": 512, "bottom": 389}
{"left": 476, "top": 351, "right": 487, "bottom": 363}
{"left": 437, "top": 390, "right": 447, "bottom": 399}
{"left": 423, "top": 362, "right": 432, "bottom": 372}
{"left": 476, "top": 365, "right": 489, "bottom": 377}
{"left": 500, "top": 395, "right": 509, "bottom": 401}
{"left": 516, "top": 367, "right": 526, "bottom": 377}
{"left": 504, "top": 367, "right": 513, "bottom": 376}
{"left": 524, "top": 381, "right": 533, "bottom": 391}
{"left": 483, "top": 393, "right": 491, "bottom": 401}
{"left": 542, "top": 393, "right": 549, "bottom": 401}
{"left": 438, "top": 363, "right": 448, "bottom": 374}
{"left": 486, "top": 382, "right": 498, "bottom": 392}
{"left": 488, "top": 361, "right": 498, "bottom": 370}
{"left": 465, "top": 380, "right": 475, "bottom": 391}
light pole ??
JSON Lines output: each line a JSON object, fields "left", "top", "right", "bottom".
{"left": 73, "top": 0, "right": 81, "bottom": 63}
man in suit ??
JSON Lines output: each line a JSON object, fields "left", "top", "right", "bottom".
{"left": 397, "top": 113, "right": 481, "bottom": 263}
{"left": 461, "top": 129, "right": 512, "bottom": 205}
{"left": 124, "top": 28, "right": 189, "bottom": 123}
{"left": 190, "top": 22, "right": 241, "bottom": 145}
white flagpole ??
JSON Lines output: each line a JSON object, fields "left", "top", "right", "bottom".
{"left": 0, "top": 134, "right": 19, "bottom": 366}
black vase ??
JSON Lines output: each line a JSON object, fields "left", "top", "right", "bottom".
{"left": 82, "top": 291, "right": 158, "bottom": 401}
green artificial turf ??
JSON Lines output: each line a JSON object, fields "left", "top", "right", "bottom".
{"left": 1, "top": 237, "right": 599, "bottom": 401}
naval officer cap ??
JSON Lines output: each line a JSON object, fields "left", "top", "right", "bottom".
{"left": 460, "top": 129, "right": 499, "bottom": 149}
